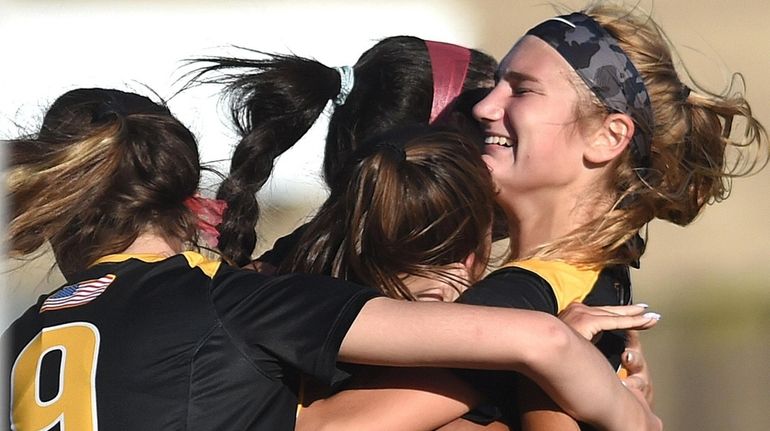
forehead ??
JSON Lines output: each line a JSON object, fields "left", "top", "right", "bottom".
{"left": 498, "top": 36, "right": 575, "bottom": 85}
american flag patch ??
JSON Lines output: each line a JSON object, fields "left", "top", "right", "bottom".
{"left": 40, "top": 274, "right": 117, "bottom": 313}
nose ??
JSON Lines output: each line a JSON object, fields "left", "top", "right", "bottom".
{"left": 472, "top": 88, "right": 504, "bottom": 124}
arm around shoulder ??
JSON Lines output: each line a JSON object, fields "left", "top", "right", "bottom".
{"left": 339, "top": 298, "right": 661, "bottom": 431}
{"left": 296, "top": 368, "right": 481, "bottom": 431}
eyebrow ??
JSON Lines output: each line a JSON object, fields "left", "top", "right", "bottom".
{"left": 499, "top": 70, "right": 541, "bottom": 84}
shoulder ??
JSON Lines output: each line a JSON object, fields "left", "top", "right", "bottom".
{"left": 477, "top": 265, "right": 551, "bottom": 290}
{"left": 256, "top": 223, "right": 309, "bottom": 267}
{"left": 457, "top": 266, "right": 557, "bottom": 314}
{"left": 583, "top": 265, "right": 632, "bottom": 306}
{"left": 211, "top": 268, "right": 382, "bottom": 325}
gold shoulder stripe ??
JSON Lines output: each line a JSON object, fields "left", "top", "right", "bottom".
{"left": 181, "top": 252, "right": 222, "bottom": 279}
{"left": 91, "top": 252, "right": 221, "bottom": 279}
{"left": 502, "top": 260, "right": 600, "bottom": 312}
{"left": 91, "top": 253, "right": 172, "bottom": 265}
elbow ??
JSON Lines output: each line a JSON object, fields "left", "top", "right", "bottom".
{"left": 522, "top": 315, "right": 575, "bottom": 374}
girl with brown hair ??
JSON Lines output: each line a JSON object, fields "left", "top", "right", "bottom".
{"left": 291, "top": 3, "right": 766, "bottom": 430}
{"left": 194, "top": 32, "right": 658, "bottom": 430}
{"left": 2, "top": 87, "right": 661, "bottom": 430}
{"left": 279, "top": 125, "right": 495, "bottom": 302}
{"left": 188, "top": 35, "right": 498, "bottom": 271}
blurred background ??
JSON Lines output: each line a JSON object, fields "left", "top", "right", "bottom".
{"left": 2, "top": 1, "right": 768, "bottom": 430}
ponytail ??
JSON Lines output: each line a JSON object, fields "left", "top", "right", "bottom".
{"left": 7, "top": 88, "right": 200, "bottom": 279}
{"left": 190, "top": 52, "right": 347, "bottom": 265}
{"left": 280, "top": 127, "right": 495, "bottom": 299}
{"left": 191, "top": 37, "right": 497, "bottom": 265}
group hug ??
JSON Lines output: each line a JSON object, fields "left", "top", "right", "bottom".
{"left": 3, "top": 3, "right": 766, "bottom": 430}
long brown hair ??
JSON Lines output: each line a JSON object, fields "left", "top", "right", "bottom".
{"left": 7, "top": 88, "right": 201, "bottom": 280}
{"left": 189, "top": 36, "right": 497, "bottom": 266}
{"left": 528, "top": 4, "right": 768, "bottom": 268}
{"left": 279, "top": 127, "right": 495, "bottom": 300}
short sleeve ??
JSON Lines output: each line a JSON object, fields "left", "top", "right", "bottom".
{"left": 457, "top": 267, "right": 558, "bottom": 315}
{"left": 210, "top": 267, "right": 382, "bottom": 386}
{"left": 456, "top": 269, "right": 557, "bottom": 426}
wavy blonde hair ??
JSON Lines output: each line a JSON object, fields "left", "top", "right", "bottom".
{"left": 525, "top": 3, "right": 768, "bottom": 268}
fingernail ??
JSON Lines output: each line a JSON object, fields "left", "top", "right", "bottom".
{"left": 635, "top": 303, "right": 649, "bottom": 308}
{"left": 643, "top": 312, "right": 661, "bottom": 320}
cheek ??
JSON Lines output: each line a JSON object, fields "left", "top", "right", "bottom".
{"left": 481, "top": 152, "right": 510, "bottom": 182}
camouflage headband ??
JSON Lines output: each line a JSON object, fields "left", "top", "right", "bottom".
{"left": 526, "top": 12, "right": 653, "bottom": 168}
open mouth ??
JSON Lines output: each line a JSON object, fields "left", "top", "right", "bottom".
{"left": 484, "top": 135, "right": 515, "bottom": 148}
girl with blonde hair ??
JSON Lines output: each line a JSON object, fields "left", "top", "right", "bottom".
{"left": 296, "top": 3, "right": 766, "bottom": 430}
{"left": 2, "top": 87, "right": 661, "bottom": 431}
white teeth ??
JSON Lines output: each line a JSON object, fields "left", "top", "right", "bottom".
{"left": 485, "top": 136, "right": 512, "bottom": 147}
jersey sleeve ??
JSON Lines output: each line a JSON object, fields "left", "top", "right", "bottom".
{"left": 457, "top": 267, "right": 558, "bottom": 315}
{"left": 455, "top": 269, "right": 557, "bottom": 425}
{"left": 210, "top": 267, "right": 382, "bottom": 387}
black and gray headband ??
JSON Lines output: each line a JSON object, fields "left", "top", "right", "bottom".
{"left": 527, "top": 12, "right": 654, "bottom": 168}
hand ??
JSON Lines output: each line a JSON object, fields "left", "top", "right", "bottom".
{"left": 558, "top": 302, "right": 660, "bottom": 341}
{"left": 621, "top": 330, "right": 654, "bottom": 408}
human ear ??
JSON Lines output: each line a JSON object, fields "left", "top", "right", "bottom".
{"left": 584, "top": 113, "right": 635, "bottom": 164}
{"left": 462, "top": 252, "right": 476, "bottom": 275}
{"left": 463, "top": 251, "right": 488, "bottom": 283}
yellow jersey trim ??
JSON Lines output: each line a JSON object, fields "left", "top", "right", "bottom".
{"left": 502, "top": 259, "right": 600, "bottom": 312}
{"left": 91, "top": 251, "right": 221, "bottom": 279}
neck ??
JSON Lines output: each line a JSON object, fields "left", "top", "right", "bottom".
{"left": 501, "top": 187, "right": 610, "bottom": 260}
{"left": 120, "top": 231, "right": 181, "bottom": 257}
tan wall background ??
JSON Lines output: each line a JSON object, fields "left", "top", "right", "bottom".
{"left": 3, "top": 1, "right": 769, "bottom": 430}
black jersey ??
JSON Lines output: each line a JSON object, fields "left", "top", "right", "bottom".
{"left": 460, "top": 259, "right": 631, "bottom": 365}
{"left": 457, "top": 260, "right": 631, "bottom": 430}
{"left": 2, "top": 252, "right": 380, "bottom": 431}
{"left": 257, "top": 224, "right": 308, "bottom": 268}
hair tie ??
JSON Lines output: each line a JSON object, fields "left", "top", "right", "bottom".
{"left": 91, "top": 100, "right": 127, "bottom": 124}
{"left": 527, "top": 13, "right": 654, "bottom": 170}
{"left": 332, "top": 65, "right": 355, "bottom": 106}
{"left": 680, "top": 84, "right": 691, "bottom": 102}
{"left": 90, "top": 91, "right": 170, "bottom": 124}
{"left": 425, "top": 41, "right": 471, "bottom": 124}
{"left": 184, "top": 194, "right": 228, "bottom": 248}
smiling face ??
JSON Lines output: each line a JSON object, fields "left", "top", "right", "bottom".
{"left": 473, "top": 36, "right": 597, "bottom": 206}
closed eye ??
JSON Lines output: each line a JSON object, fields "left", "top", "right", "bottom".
{"left": 503, "top": 70, "right": 541, "bottom": 97}
{"left": 513, "top": 87, "right": 534, "bottom": 96}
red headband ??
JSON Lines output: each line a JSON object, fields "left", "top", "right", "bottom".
{"left": 425, "top": 40, "right": 471, "bottom": 124}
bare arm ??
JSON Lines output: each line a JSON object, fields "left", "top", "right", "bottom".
{"left": 519, "top": 305, "right": 658, "bottom": 431}
{"left": 436, "top": 419, "right": 510, "bottom": 431}
{"left": 297, "top": 368, "right": 481, "bottom": 431}
{"left": 518, "top": 346, "right": 655, "bottom": 431}
{"left": 339, "top": 298, "right": 661, "bottom": 431}
{"left": 518, "top": 378, "right": 581, "bottom": 431}
{"left": 517, "top": 336, "right": 656, "bottom": 431}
